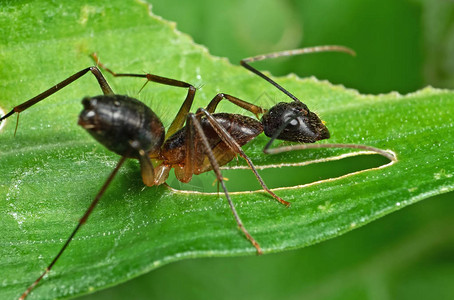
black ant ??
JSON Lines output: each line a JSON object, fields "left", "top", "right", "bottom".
{"left": 0, "top": 45, "right": 395, "bottom": 300}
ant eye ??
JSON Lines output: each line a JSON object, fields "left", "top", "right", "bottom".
{"left": 283, "top": 115, "right": 310, "bottom": 135}
{"left": 288, "top": 118, "right": 299, "bottom": 127}
{"left": 262, "top": 102, "right": 329, "bottom": 143}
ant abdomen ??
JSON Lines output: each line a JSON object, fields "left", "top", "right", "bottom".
{"left": 79, "top": 95, "right": 165, "bottom": 158}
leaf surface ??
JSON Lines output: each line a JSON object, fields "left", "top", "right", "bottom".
{"left": 0, "top": 1, "right": 453, "bottom": 299}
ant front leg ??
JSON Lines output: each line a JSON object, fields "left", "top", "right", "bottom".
{"left": 91, "top": 53, "right": 196, "bottom": 139}
{"left": 196, "top": 108, "right": 290, "bottom": 207}
{"left": 0, "top": 66, "right": 113, "bottom": 135}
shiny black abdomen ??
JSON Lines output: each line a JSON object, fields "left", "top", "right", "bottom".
{"left": 78, "top": 95, "right": 165, "bottom": 158}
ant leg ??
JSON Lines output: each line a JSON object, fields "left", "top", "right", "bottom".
{"left": 128, "top": 140, "right": 156, "bottom": 186}
{"left": 241, "top": 45, "right": 355, "bottom": 102}
{"left": 263, "top": 116, "right": 397, "bottom": 162}
{"left": 0, "top": 67, "right": 113, "bottom": 134}
{"left": 187, "top": 113, "right": 263, "bottom": 255}
{"left": 19, "top": 155, "right": 128, "bottom": 300}
{"left": 165, "top": 84, "right": 196, "bottom": 139}
{"left": 91, "top": 53, "right": 196, "bottom": 138}
{"left": 173, "top": 113, "right": 195, "bottom": 183}
{"left": 196, "top": 108, "right": 290, "bottom": 206}
{"left": 206, "top": 93, "right": 266, "bottom": 119}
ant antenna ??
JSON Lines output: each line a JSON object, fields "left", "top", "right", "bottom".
{"left": 263, "top": 115, "right": 396, "bottom": 162}
{"left": 241, "top": 45, "right": 356, "bottom": 103}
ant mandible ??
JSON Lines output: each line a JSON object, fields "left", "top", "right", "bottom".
{"left": 0, "top": 45, "right": 395, "bottom": 300}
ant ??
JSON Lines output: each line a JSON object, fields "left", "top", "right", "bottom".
{"left": 0, "top": 45, "right": 395, "bottom": 300}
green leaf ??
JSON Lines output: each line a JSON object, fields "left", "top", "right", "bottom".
{"left": 79, "top": 192, "right": 454, "bottom": 300}
{"left": 0, "top": 1, "right": 453, "bottom": 300}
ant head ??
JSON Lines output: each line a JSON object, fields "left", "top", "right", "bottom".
{"left": 261, "top": 101, "right": 330, "bottom": 143}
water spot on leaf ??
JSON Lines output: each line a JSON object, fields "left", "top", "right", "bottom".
{"left": 434, "top": 169, "right": 453, "bottom": 180}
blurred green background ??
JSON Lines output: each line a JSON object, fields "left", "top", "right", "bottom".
{"left": 80, "top": 0, "right": 454, "bottom": 299}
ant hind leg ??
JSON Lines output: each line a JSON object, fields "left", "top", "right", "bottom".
{"left": 18, "top": 155, "right": 128, "bottom": 300}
